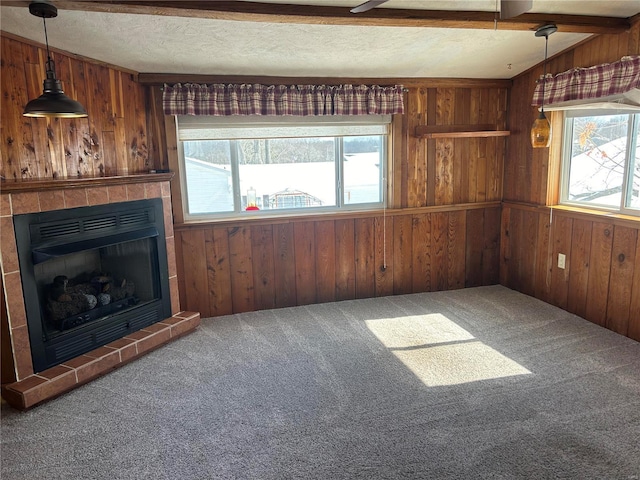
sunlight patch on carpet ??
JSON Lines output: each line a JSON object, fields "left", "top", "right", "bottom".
{"left": 366, "top": 313, "right": 531, "bottom": 387}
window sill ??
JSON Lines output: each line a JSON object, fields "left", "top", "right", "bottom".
{"left": 175, "top": 201, "right": 502, "bottom": 230}
{"left": 551, "top": 204, "right": 639, "bottom": 225}
{"left": 180, "top": 206, "right": 388, "bottom": 227}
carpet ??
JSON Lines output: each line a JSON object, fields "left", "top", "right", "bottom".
{"left": 2, "top": 285, "right": 639, "bottom": 479}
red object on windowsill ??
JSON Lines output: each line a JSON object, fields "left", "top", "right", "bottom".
{"left": 246, "top": 206, "right": 260, "bottom": 211}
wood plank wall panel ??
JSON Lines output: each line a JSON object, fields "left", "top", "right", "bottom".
{"left": 405, "top": 88, "right": 427, "bottom": 208}
{"left": 465, "top": 209, "right": 484, "bottom": 288}
{"left": 482, "top": 206, "right": 501, "bottom": 285}
{"left": 177, "top": 206, "right": 500, "bottom": 318}
{"left": 1, "top": 35, "right": 157, "bottom": 179}
{"left": 272, "top": 223, "right": 297, "bottom": 308}
{"left": 205, "top": 228, "right": 233, "bottom": 316}
{"left": 335, "top": 219, "right": 356, "bottom": 301}
{"left": 606, "top": 227, "right": 638, "bottom": 336}
{"left": 146, "top": 86, "right": 169, "bottom": 171}
{"left": 548, "top": 215, "right": 573, "bottom": 310}
{"left": 178, "top": 229, "right": 209, "bottom": 316}
{"left": 411, "top": 213, "right": 432, "bottom": 293}
{"left": 294, "top": 222, "right": 317, "bottom": 306}
{"left": 355, "top": 218, "right": 376, "bottom": 299}
{"left": 228, "top": 226, "right": 255, "bottom": 313}
{"left": 502, "top": 22, "right": 640, "bottom": 341}
{"left": 251, "top": 225, "right": 277, "bottom": 311}
{"left": 567, "top": 219, "right": 592, "bottom": 319}
{"left": 447, "top": 210, "right": 467, "bottom": 290}
{"left": 315, "top": 220, "right": 336, "bottom": 304}
{"left": 392, "top": 214, "right": 413, "bottom": 295}
{"left": 533, "top": 212, "right": 552, "bottom": 304}
{"left": 374, "top": 215, "right": 394, "bottom": 297}
{"left": 585, "top": 222, "right": 614, "bottom": 327}
{"left": 430, "top": 212, "right": 448, "bottom": 291}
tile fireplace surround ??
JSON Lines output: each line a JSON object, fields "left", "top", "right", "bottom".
{"left": 0, "top": 174, "right": 200, "bottom": 410}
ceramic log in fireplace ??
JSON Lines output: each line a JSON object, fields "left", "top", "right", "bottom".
{"left": 14, "top": 198, "right": 172, "bottom": 373}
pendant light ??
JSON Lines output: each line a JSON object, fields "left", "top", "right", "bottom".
{"left": 23, "top": 1, "right": 88, "bottom": 118}
{"left": 530, "top": 24, "right": 557, "bottom": 148}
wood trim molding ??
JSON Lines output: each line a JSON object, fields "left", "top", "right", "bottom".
{"left": 163, "top": 115, "right": 184, "bottom": 225}
{"left": 0, "top": 173, "right": 174, "bottom": 194}
{"left": 173, "top": 201, "right": 503, "bottom": 231}
{"left": 545, "top": 111, "right": 564, "bottom": 207}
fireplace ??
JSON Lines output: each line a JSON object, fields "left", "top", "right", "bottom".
{"left": 14, "top": 198, "right": 172, "bottom": 373}
{"left": 1, "top": 176, "right": 200, "bottom": 410}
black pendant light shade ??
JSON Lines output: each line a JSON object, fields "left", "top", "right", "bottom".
{"left": 23, "top": 1, "right": 88, "bottom": 118}
{"left": 530, "top": 24, "right": 556, "bottom": 148}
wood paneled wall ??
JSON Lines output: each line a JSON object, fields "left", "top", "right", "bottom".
{"left": 4, "top": 25, "right": 637, "bottom": 336}
{"left": 502, "top": 21, "right": 640, "bottom": 340}
{"left": 158, "top": 81, "right": 509, "bottom": 317}
{"left": 0, "top": 34, "right": 161, "bottom": 180}
{"left": 501, "top": 204, "right": 640, "bottom": 341}
{"left": 176, "top": 206, "right": 501, "bottom": 317}
{"left": 2, "top": 33, "right": 511, "bottom": 319}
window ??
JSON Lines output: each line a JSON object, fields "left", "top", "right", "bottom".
{"left": 561, "top": 110, "right": 639, "bottom": 215}
{"left": 177, "top": 116, "right": 388, "bottom": 219}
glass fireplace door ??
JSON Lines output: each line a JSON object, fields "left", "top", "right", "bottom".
{"left": 35, "top": 236, "right": 161, "bottom": 337}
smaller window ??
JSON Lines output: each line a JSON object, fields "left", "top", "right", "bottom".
{"left": 560, "top": 110, "right": 639, "bottom": 215}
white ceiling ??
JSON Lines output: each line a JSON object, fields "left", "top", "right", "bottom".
{"left": 1, "top": 1, "right": 638, "bottom": 79}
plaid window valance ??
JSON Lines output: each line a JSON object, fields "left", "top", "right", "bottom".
{"left": 163, "top": 83, "right": 405, "bottom": 116}
{"left": 532, "top": 55, "right": 640, "bottom": 107}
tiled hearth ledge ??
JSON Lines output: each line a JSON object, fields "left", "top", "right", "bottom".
{"left": 1, "top": 312, "right": 200, "bottom": 410}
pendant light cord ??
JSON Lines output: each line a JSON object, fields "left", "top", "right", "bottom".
{"left": 541, "top": 33, "right": 549, "bottom": 113}
{"left": 42, "top": 15, "right": 53, "bottom": 72}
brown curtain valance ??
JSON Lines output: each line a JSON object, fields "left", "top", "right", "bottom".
{"left": 163, "top": 83, "right": 405, "bottom": 116}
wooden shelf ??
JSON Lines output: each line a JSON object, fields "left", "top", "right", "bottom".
{"left": 415, "top": 124, "right": 510, "bottom": 139}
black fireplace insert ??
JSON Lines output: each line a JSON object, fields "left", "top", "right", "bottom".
{"left": 14, "top": 198, "right": 172, "bottom": 373}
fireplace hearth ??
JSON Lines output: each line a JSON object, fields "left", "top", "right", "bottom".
{"left": 14, "top": 198, "right": 172, "bottom": 373}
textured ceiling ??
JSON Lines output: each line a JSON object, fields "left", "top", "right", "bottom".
{"left": 1, "top": 1, "right": 638, "bottom": 79}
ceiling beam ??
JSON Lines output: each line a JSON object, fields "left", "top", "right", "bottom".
{"left": 2, "top": 1, "right": 631, "bottom": 34}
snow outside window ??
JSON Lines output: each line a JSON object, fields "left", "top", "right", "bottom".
{"left": 560, "top": 111, "right": 639, "bottom": 216}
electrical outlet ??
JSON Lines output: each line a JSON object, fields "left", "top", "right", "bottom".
{"left": 558, "top": 253, "right": 566, "bottom": 269}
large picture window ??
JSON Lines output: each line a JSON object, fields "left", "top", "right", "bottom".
{"left": 177, "top": 116, "right": 389, "bottom": 219}
{"left": 560, "top": 110, "right": 639, "bottom": 215}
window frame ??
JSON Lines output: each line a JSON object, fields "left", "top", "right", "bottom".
{"left": 559, "top": 109, "right": 640, "bottom": 217}
{"left": 176, "top": 115, "right": 390, "bottom": 222}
